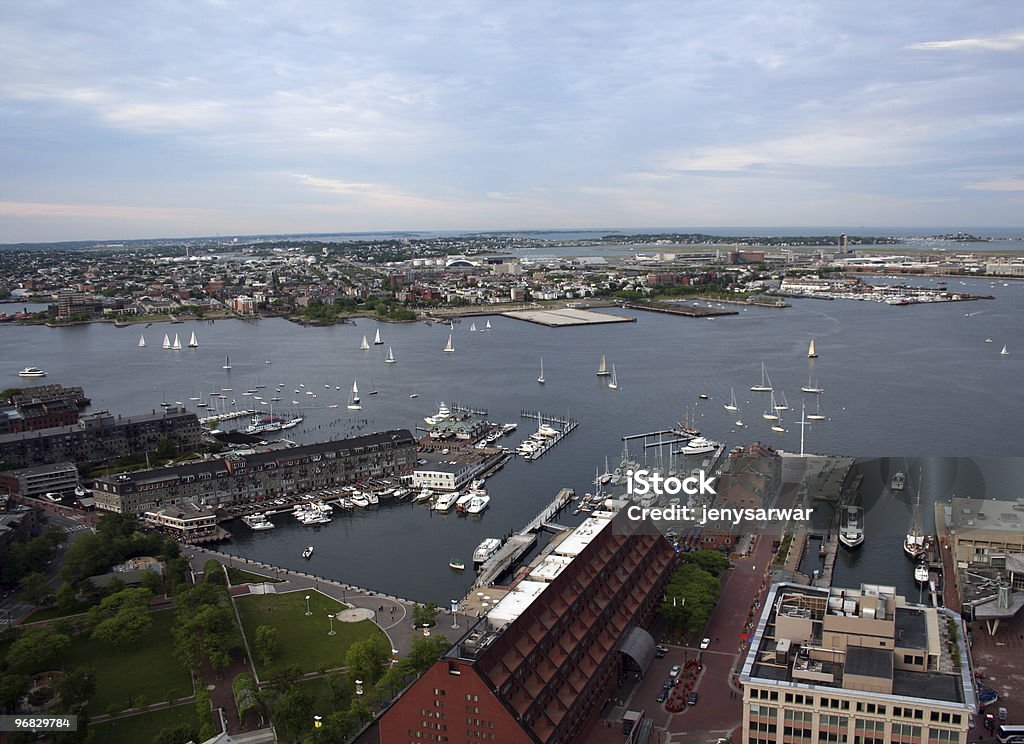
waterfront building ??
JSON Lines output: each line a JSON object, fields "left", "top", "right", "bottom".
{"left": 0, "top": 461, "right": 78, "bottom": 499}
{"left": 740, "top": 583, "right": 974, "bottom": 744}
{"left": 92, "top": 429, "right": 415, "bottom": 514}
{"left": 945, "top": 497, "right": 1024, "bottom": 568}
{"left": 143, "top": 502, "right": 218, "bottom": 540}
{"left": 366, "top": 510, "right": 677, "bottom": 744}
{"left": 410, "top": 456, "right": 495, "bottom": 492}
{"left": 0, "top": 408, "right": 201, "bottom": 469}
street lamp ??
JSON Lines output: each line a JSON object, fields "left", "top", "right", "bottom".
{"left": 422, "top": 622, "right": 430, "bottom": 637}
{"left": 313, "top": 714, "right": 323, "bottom": 729}
{"left": 451, "top": 599, "right": 459, "bottom": 629}
{"left": 355, "top": 679, "right": 364, "bottom": 700}
{"left": 305, "top": 594, "right": 312, "bottom": 616}
{"left": 327, "top": 612, "right": 336, "bottom": 636}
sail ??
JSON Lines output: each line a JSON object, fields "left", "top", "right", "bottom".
{"left": 808, "top": 339, "right": 817, "bottom": 358}
{"left": 360, "top": 335, "right": 369, "bottom": 350}
{"left": 1002, "top": 344, "right": 1009, "bottom": 355}
{"left": 470, "top": 322, "right": 477, "bottom": 332}
{"left": 352, "top": 380, "right": 359, "bottom": 395}
{"left": 374, "top": 329, "right": 383, "bottom": 345}
{"left": 223, "top": 355, "right": 231, "bottom": 369}
{"left": 485, "top": 320, "right": 491, "bottom": 329}
{"left": 138, "top": 335, "right": 146, "bottom": 348}
{"left": 386, "top": 346, "right": 396, "bottom": 363}
{"left": 162, "top": 334, "right": 171, "bottom": 349}
{"left": 596, "top": 354, "right": 608, "bottom": 376}
{"left": 172, "top": 334, "right": 182, "bottom": 350}
{"left": 189, "top": 332, "right": 198, "bottom": 347}
{"left": 444, "top": 334, "right": 454, "bottom": 352}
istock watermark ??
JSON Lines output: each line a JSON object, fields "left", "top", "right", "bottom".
{"left": 625, "top": 468, "right": 718, "bottom": 497}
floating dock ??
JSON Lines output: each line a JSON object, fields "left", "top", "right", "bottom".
{"left": 501, "top": 308, "right": 636, "bottom": 327}
{"left": 621, "top": 301, "right": 739, "bottom": 318}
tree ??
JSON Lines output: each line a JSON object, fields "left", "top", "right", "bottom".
{"left": 253, "top": 625, "right": 278, "bottom": 667}
{"left": 152, "top": 725, "right": 200, "bottom": 744}
{"left": 411, "top": 602, "right": 438, "bottom": 628}
{"left": 194, "top": 687, "right": 216, "bottom": 741}
{"left": 92, "top": 605, "right": 152, "bottom": 648}
{"left": 19, "top": 571, "right": 50, "bottom": 607}
{"left": 343, "top": 634, "right": 392, "bottom": 686}
{"left": 402, "top": 635, "right": 450, "bottom": 676}
{"left": 687, "top": 549, "right": 729, "bottom": 576}
{"left": 269, "top": 685, "right": 313, "bottom": 741}
{"left": 56, "top": 582, "right": 78, "bottom": 614}
{"left": 6, "top": 628, "right": 71, "bottom": 673}
{"left": 0, "top": 674, "right": 31, "bottom": 714}
{"left": 56, "top": 669, "right": 95, "bottom": 709}
{"left": 203, "top": 559, "right": 225, "bottom": 585}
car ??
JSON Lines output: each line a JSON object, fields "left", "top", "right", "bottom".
{"left": 656, "top": 688, "right": 668, "bottom": 703}
{"left": 655, "top": 645, "right": 668, "bottom": 658}
{"left": 700, "top": 637, "right": 711, "bottom": 649}
{"left": 687, "top": 692, "right": 699, "bottom": 706}
{"left": 669, "top": 664, "right": 681, "bottom": 678}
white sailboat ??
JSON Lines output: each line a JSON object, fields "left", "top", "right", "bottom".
{"left": 470, "top": 322, "right": 478, "bottom": 332}
{"left": 360, "top": 335, "right": 370, "bottom": 351}
{"left": 608, "top": 364, "right": 618, "bottom": 390}
{"left": 1001, "top": 344, "right": 1009, "bottom": 356}
{"left": 443, "top": 333, "right": 454, "bottom": 353}
{"left": 801, "top": 370, "right": 824, "bottom": 394}
{"left": 347, "top": 380, "right": 362, "bottom": 410}
{"left": 750, "top": 361, "right": 773, "bottom": 392}
{"left": 385, "top": 346, "right": 397, "bottom": 364}
{"left": 762, "top": 392, "right": 780, "bottom": 420}
{"left": 774, "top": 391, "right": 789, "bottom": 411}
{"left": 904, "top": 490, "right": 927, "bottom": 559}
{"left": 223, "top": 355, "right": 231, "bottom": 370}
{"left": 723, "top": 387, "right": 738, "bottom": 412}
{"left": 537, "top": 358, "right": 545, "bottom": 384}
{"left": 596, "top": 354, "right": 611, "bottom": 377}
{"left": 485, "top": 320, "right": 492, "bottom": 331}
{"left": 373, "top": 328, "right": 383, "bottom": 345}
{"left": 138, "top": 334, "right": 146, "bottom": 348}
{"left": 172, "top": 334, "right": 182, "bottom": 350}
{"left": 808, "top": 339, "right": 818, "bottom": 358}
{"left": 162, "top": 333, "right": 171, "bottom": 349}
{"left": 188, "top": 331, "right": 198, "bottom": 348}
{"left": 807, "top": 397, "right": 826, "bottom": 421}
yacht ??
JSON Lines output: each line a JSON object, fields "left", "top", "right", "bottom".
{"left": 904, "top": 491, "right": 927, "bottom": 559}
{"left": 18, "top": 367, "right": 46, "bottom": 378}
{"left": 242, "top": 513, "right": 275, "bottom": 531}
{"left": 838, "top": 506, "right": 864, "bottom": 548}
{"left": 723, "top": 387, "right": 738, "bottom": 412}
{"left": 455, "top": 493, "right": 474, "bottom": 511}
{"left": 537, "top": 423, "right": 559, "bottom": 438}
{"left": 679, "top": 436, "right": 717, "bottom": 456}
{"left": 891, "top": 472, "right": 905, "bottom": 491}
{"left": 914, "top": 560, "right": 930, "bottom": 585}
{"left": 465, "top": 493, "right": 491, "bottom": 514}
{"left": 473, "top": 538, "right": 502, "bottom": 566}
{"left": 302, "top": 545, "right": 314, "bottom": 559}
{"left": 424, "top": 402, "right": 452, "bottom": 426}
{"left": 414, "top": 488, "right": 433, "bottom": 503}
{"left": 433, "top": 492, "right": 460, "bottom": 512}
{"left": 750, "top": 361, "right": 773, "bottom": 392}
{"left": 350, "top": 493, "right": 370, "bottom": 508}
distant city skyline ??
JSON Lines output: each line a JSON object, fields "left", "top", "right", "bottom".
{"left": 2, "top": 2, "right": 1023, "bottom": 242}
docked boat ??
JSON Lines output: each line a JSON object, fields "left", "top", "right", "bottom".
{"left": 891, "top": 472, "right": 905, "bottom": 491}
{"left": 373, "top": 328, "right": 383, "bottom": 345}
{"left": 433, "top": 492, "right": 459, "bottom": 512}
{"left": 838, "top": 506, "right": 864, "bottom": 548}
{"left": 750, "top": 361, "right": 773, "bottom": 392}
{"left": 414, "top": 488, "right": 433, "bottom": 503}
{"left": 350, "top": 494, "right": 370, "bottom": 508}
{"left": 18, "top": 367, "right": 46, "bottom": 378}
{"left": 449, "top": 558, "right": 465, "bottom": 570}
{"left": 723, "top": 387, "right": 738, "bottom": 412}
{"left": 679, "top": 436, "right": 717, "bottom": 455}
{"left": 242, "top": 513, "right": 275, "bottom": 530}
{"left": 302, "top": 545, "right": 314, "bottom": 559}
{"left": 808, "top": 339, "right": 818, "bottom": 359}
{"left": 465, "top": 493, "right": 490, "bottom": 514}
{"left": 246, "top": 414, "right": 286, "bottom": 434}
{"left": 904, "top": 490, "right": 927, "bottom": 559}
{"left": 473, "top": 538, "right": 502, "bottom": 565}
{"left": 914, "top": 560, "right": 930, "bottom": 585}
{"left": 424, "top": 402, "right": 452, "bottom": 426}
{"left": 455, "top": 493, "right": 474, "bottom": 511}
{"left": 443, "top": 333, "right": 455, "bottom": 353}
{"left": 596, "top": 354, "right": 611, "bottom": 377}
{"left": 385, "top": 346, "right": 397, "bottom": 364}
{"left": 188, "top": 331, "right": 198, "bottom": 348}
{"left": 347, "top": 380, "right": 361, "bottom": 410}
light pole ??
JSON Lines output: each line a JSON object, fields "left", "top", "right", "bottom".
{"left": 451, "top": 599, "right": 459, "bottom": 629}
{"left": 305, "top": 594, "right": 312, "bottom": 616}
{"left": 328, "top": 612, "right": 336, "bottom": 636}
{"left": 422, "top": 622, "right": 430, "bottom": 637}
{"left": 355, "top": 679, "right": 364, "bottom": 702}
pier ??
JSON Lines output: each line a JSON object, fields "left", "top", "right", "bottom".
{"left": 621, "top": 301, "right": 740, "bottom": 318}
{"left": 502, "top": 307, "right": 636, "bottom": 327}
{"left": 516, "top": 413, "right": 579, "bottom": 461}
{"left": 199, "top": 408, "right": 259, "bottom": 426}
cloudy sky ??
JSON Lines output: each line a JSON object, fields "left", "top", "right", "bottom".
{"left": 2, "top": 1, "right": 1023, "bottom": 242}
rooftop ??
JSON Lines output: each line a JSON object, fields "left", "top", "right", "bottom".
{"left": 950, "top": 496, "right": 1024, "bottom": 536}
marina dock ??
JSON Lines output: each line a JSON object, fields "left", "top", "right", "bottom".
{"left": 502, "top": 307, "right": 636, "bottom": 327}
{"left": 621, "top": 301, "right": 739, "bottom": 318}
{"left": 199, "top": 408, "right": 259, "bottom": 426}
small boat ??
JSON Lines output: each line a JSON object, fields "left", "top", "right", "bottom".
{"left": 18, "top": 367, "right": 47, "bottom": 378}
{"left": 750, "top": 361, "right": 773, "bottom": 392}
{"left": 1001, "top": 344, "right": 1009, "bottom": 356}
{"left": 735, "top": 419, "right": 745, "bottom": 427}
{"left": 596, "top": 354, "right": 611, "bottom": 377}
{"left": 698, "top": 393, "right": 709, "bottom": 400}
{"left": 302, "top": 545, "right": 314, "bottom": 559}
{"left": 443, "top": 333, "right": 455, "bottom": 353}
{"left": 770, "top": 422, "right": 786, "bottom": 433}
{"left": 188, "top": 331, "right": 198, "bottom": 348}
{"left": 808, "top": 339, "right": 818, "bottom": 358}
{"left": 485, "top": 320, "right": 492, "bottom": 330}
{"left": 904, "top": 483, "right": 927, "bottom": 559}
{"left": 347, "top": 380, "right": 361, "bottom": 410}
{"left": 806, "top": 397, "right": 827, "bottom": 421}
{"left": 373, "top": 328, "right": 383, "bottom": 345}
{"left": 914, "top": 559, "right": 929, "bottom": 585}
{"left": 724, "top": 387, "right": 738, "bottom": 412}
{"left": 762, "top": 392, "right": 780, "bottom": 421}
{"left": 162, "top": 334, "right": 171, "bottom": 350}
{"left": 470, "top": 322, "right": 478, "bottom": 332}
{"left": 608, "top": 364, "right": 618, "bottom": 390}
{"left": 385, "top": 346, "right": 396, "bottom": 364}
{"left": 537, "top": 357, "right": 545, "bottom": 384}
{"left": 449, "top": 558, "right": 465, "bottom": 570}
{"left": 838, "top": 506, "right": 864, "bottom": 548}
{"left": 891, "top": 471, "right": 905, "bottom": 491}
{"left": 138, "top": 334, "right": 146, "bottom": 348}
{"left": 985, "top": 338, "right": 993, "bottom": 343}
{"left": 172, "top": 334, "right": 182, "bottom": 350}
{"left": 223, "top": 355, "right": 231, "bottom": 370}
{"left": 360, "top": 335, "right": 370, "bottom": 351}
{"left": 409, "top": 388, "right": 419, "bottom": 398}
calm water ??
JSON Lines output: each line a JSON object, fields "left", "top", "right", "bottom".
{"left": 3, "top": 275, "right": 1022, "bottom": 602}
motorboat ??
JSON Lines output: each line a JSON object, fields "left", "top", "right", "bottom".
{"left": 18, "top": 367, "right": 46, "bottom": 378}
{"left": 449, "top": 558, "right": 465, "bottom": 570}
{"left": 473, "top": 538, "right": 502, "bottom": 565}
{"left": 242, "top": 513, "right": 275, "bottom": 531}
{"left": 302, "top": 546, "right": 314, "bottom": 559}
{"left": 838, "top": 506, "right": 864, "bottom": 548}
{"left": 914, "top": 560, "right": 930, "bottom": 585}
{"left": 424, "top": 402, "right": 452, "bottom": 426}
{"left": 891, "top": 472, "right": 905, "bottom": 491}
{"left": 433, "top": 492, "right": 459, "bottom": 512}
{"left": 465, "top": 494, "right": 490, "bottom": 514}
{"left": 679, "top": 436, "right": 717, "bottom": 456}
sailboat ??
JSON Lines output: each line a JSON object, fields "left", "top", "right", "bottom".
{"left": 373, "top": 329, "right": 383, "bottom": 345}
{"left": 807, "top": 397, "right": 826, "bottom": 421}
{"left": 608, "top": 364, "right": 618, "bottom": 390}
{"left": 138, "top": 334, "right": 146, "bottom": 348}
{"left": 470, "top": 322, "right": 478, "bottom": 332}
{"left": 223, "top": 355, "right": 231, "bottom": 370}
{"left": 750, "top": 361, "right": 773, "bottom": 392}
{"left": 162, "top": 334, "right": 171, "bottom": 350}
{"left": 537, "top": 358, "right": 545, "bottom": 384}
{"left": 360, "top": 335, "right": 370, "bottom": 351}
{"left": 485, "top": 320, "right": 492, "bottom": 331}
{"left": 723, "top": 387, "right": 738, "bottom": 412}
{"left": 904, "top": 483, "right": 927, "bottom": 559}
{"left": 172, "top": 334, "right": 182, "bottom": 350}
{"left": 1001, "top": 344, "right": 1009, "bottom": 356}
{"left": 409, "top": 385, "right": 419, "bottom": 399}
{"left": 762, "top": 392, "right": 780, "bottom": 420}
{"left": 188, "top": 331, "right": 198, "bottom": 348}
{"left": 385, "top": 346, "right": 397, "bottom": 364}
{"left": 770, "top": 415, "right": 785, "bottom": 433}
{"left": 801, "top": 371, "right": 824, "bottom": 394}
{"left": 347, "top": 380, "right": 362, "bottom": 410}
{"left": 596, "top": 354, "right": 611, "bottom": 377}
{"left": 808, "top": 339, "right": 818, "bottom": 359}
{"left": 443, "top": 334, "right": 454, "bottom": 353}
{"left": 774, "top": 391, "right": 789, "bottom": 411}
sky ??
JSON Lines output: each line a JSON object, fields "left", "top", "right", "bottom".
{"left": 2, "top": 1, "right": 1023, "bottom": 242}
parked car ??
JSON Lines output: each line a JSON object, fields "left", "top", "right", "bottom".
{"left": 669, "top": 664, "right": 681, "bottom": 678}
{"left": 655, "top": 645, "right": 668, "bottom": 658}
{"left": 687, "top": 692, "right": 699, "bottom": 706}
{"left": 700, "top": 637, "right": 711, "bottom": 649}
{"left": 656, "top": 688, "right": 668, "bottom": 703}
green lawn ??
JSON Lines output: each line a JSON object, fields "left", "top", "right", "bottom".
{"left": 226, "top": 566, "right": 283, "bottom": 586}
{"left": 24, "top": 601, "right": 96, "bottom": 623}
{"left": 91, "top": 702, "right": 198, "bottom": 744}
{"left": 62, "top": 609, "right": 193, "bottom": 714}
{"left": 235, "top": 590, "right": 385, "bottom": 677}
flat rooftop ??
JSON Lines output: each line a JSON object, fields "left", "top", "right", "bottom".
{"left": 501, "top": 307, "right": 635, "bottom": 327}
{"left": 950, "top": 497, "right": 1024, "bottom": 537}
